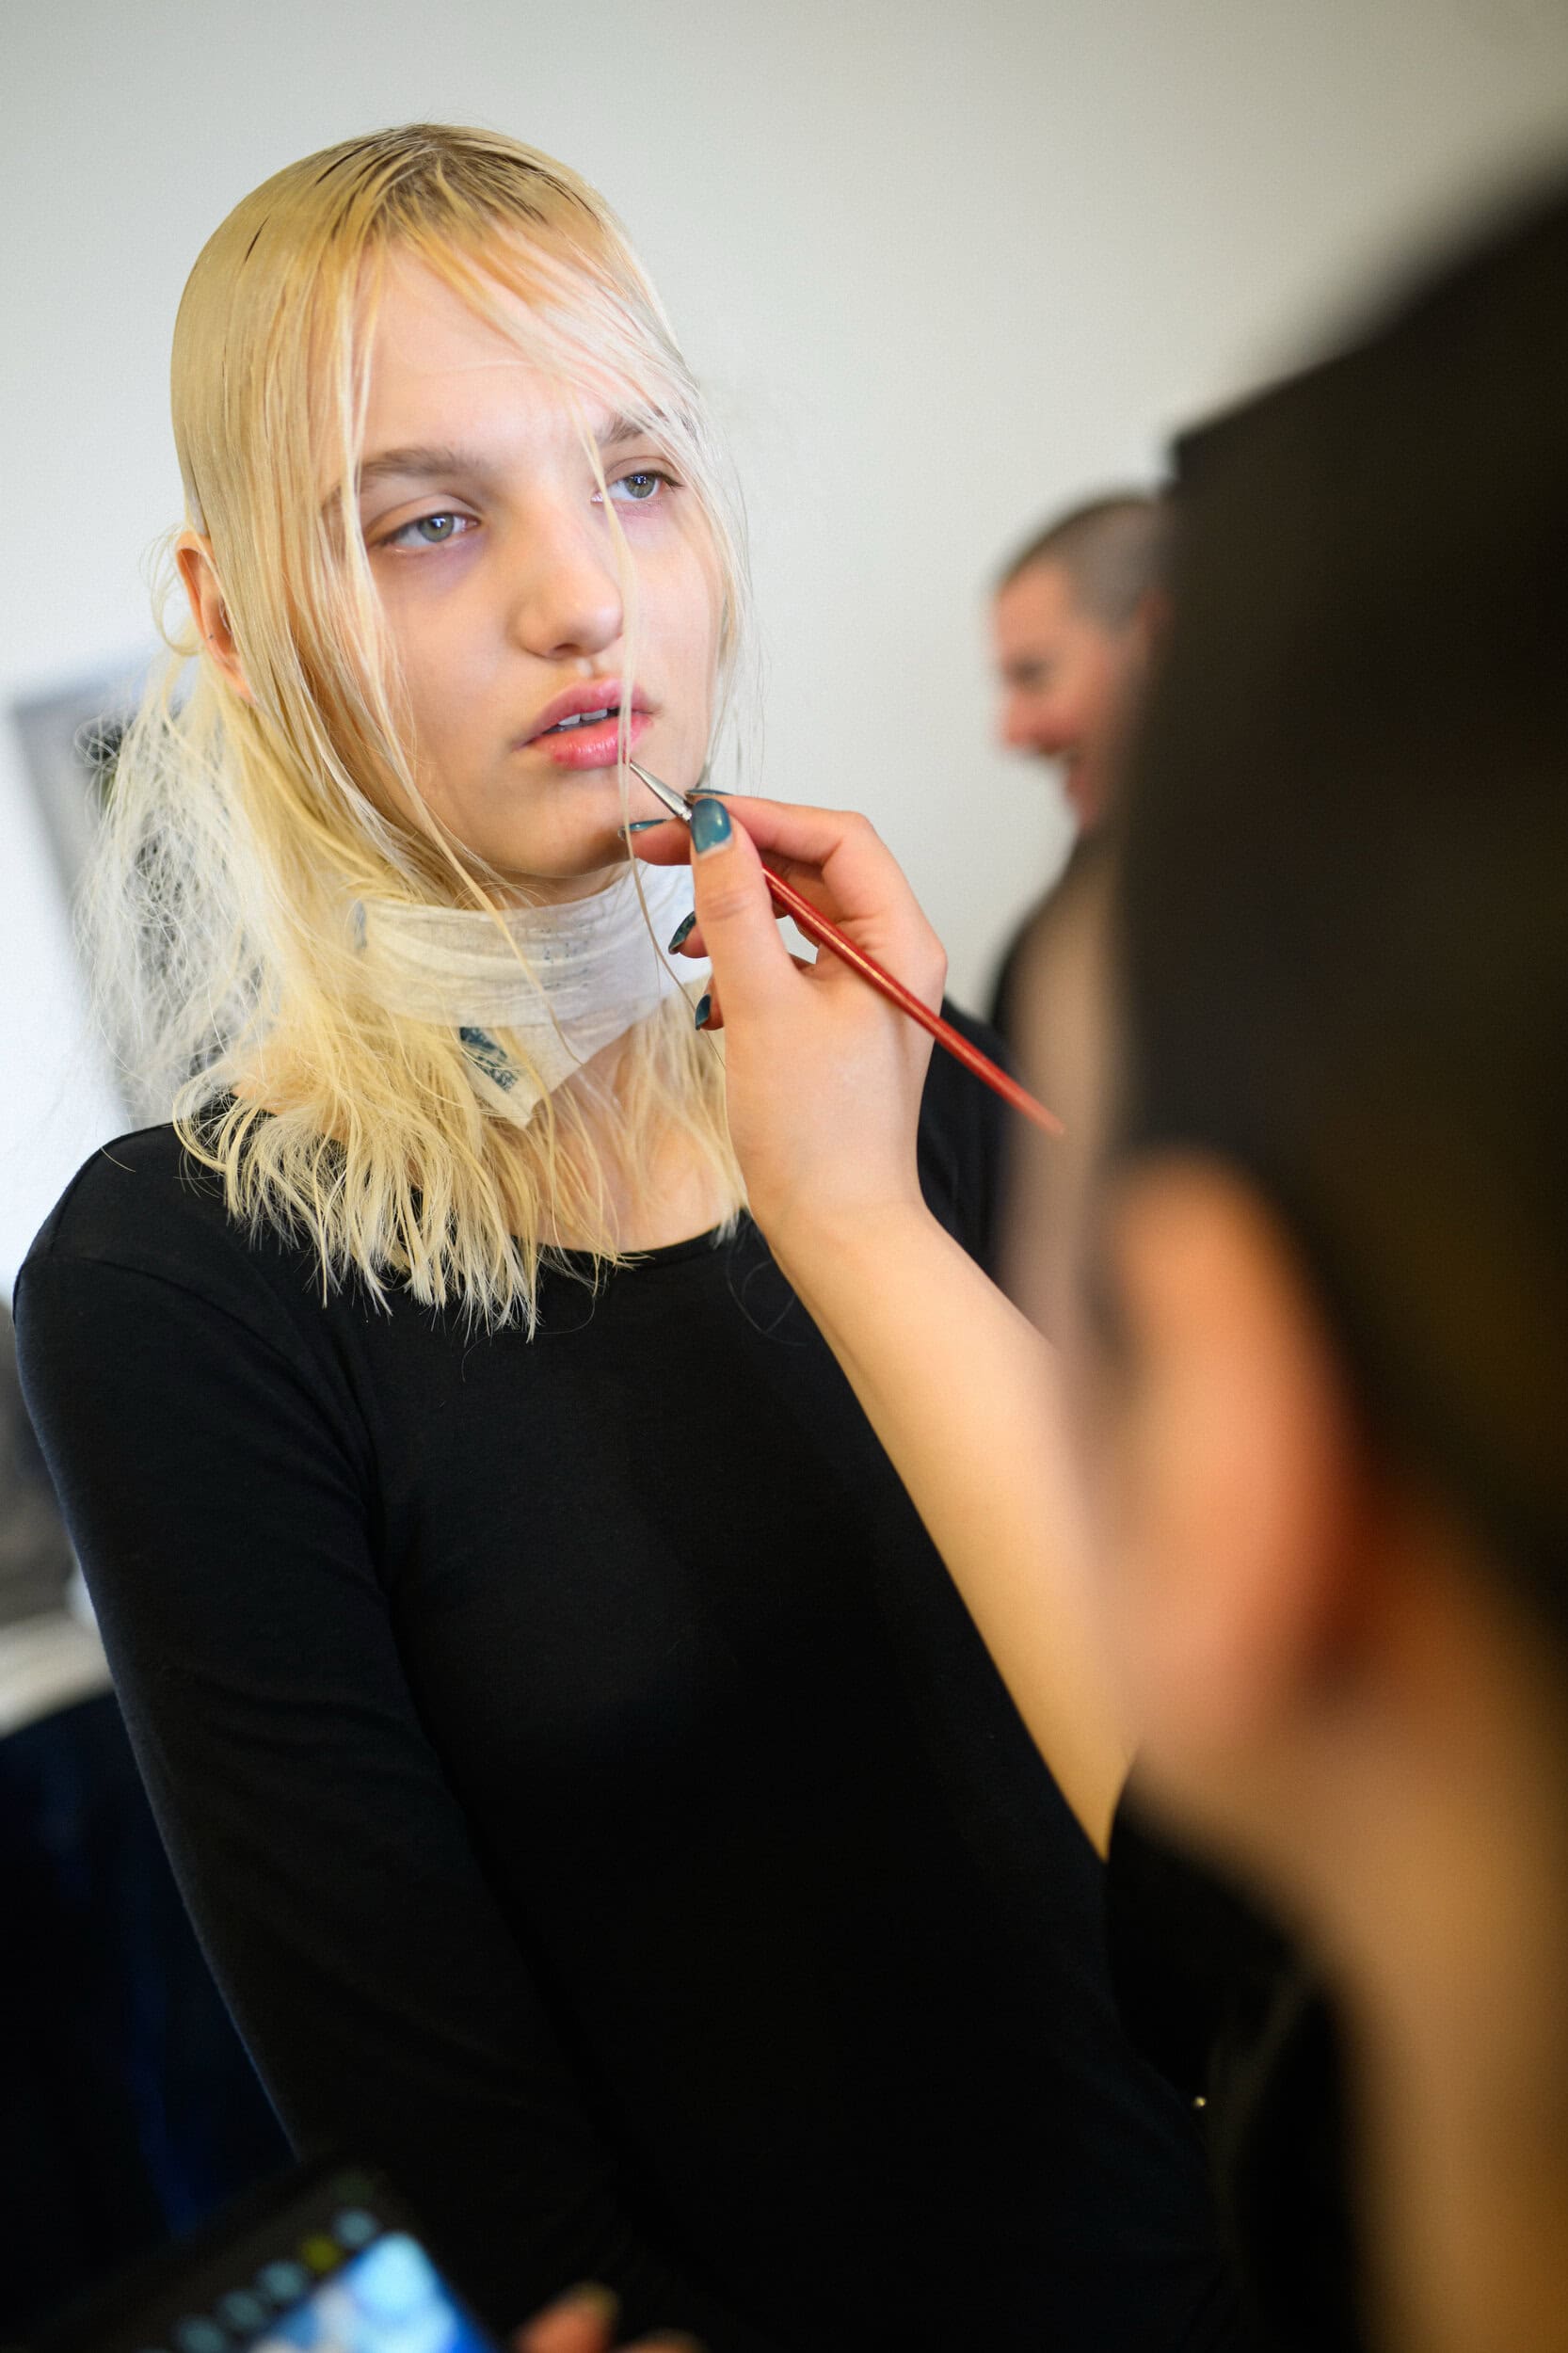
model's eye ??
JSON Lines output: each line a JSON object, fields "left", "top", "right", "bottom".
{"left": 607, "top": 470, "right": 670, "bottom": 505}
{"left": 382, "top": 512, "right": 475, "bottom": 550}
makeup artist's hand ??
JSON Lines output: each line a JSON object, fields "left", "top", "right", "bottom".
{"left": 515, "top": 2284, "right": 702, "bottom": 2353}
{"left": 632, "top": 794, "right": 945, "bottom": 1259}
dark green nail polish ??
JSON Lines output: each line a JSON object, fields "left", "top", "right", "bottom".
{"left": 693, "top": 992, "right": 712, "bottom": 1029}
{"left": 667, "top": 911, "right": 696, "bottom": 953}
{"left": 690, "top": 797, "right": 732, "bottom": 855}
{"left": 621, "top": 817, "right": 666, "bottom": 836}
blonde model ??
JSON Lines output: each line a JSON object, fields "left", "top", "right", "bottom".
{"left": 16, "top": 127, "right": 1236, "bottom": 2349}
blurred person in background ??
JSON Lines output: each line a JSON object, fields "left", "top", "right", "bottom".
{"left": 0, "top": 1305, "right": 285, "bottom": 2339}
{"left": 986, "top": 496, "right": 1167, "bottom": 1330}
{"left": 987, "top": 493, "right": 1167, "bottom": 1045}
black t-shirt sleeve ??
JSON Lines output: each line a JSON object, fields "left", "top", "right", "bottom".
{"left": 14, "top": 1234, "right": 776, "bottom": 2347}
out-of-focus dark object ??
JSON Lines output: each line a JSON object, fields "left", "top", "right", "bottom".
{"left": 1103, "top": 168, "right": 1568, "bottom": 2353}
{"left": 0, "top": 1305, "right": 289, "bottom": 2341}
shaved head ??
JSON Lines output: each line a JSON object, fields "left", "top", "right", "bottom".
{"left": 999, "top": 494, "right": 1169, "bottom": 629}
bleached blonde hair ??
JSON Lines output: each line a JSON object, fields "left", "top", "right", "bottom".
{"left": 89, "top": 123, "right": 753, "bottom": 1328}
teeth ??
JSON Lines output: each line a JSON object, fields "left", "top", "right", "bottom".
{"left": 553, "top": 705, "right": 616, "bottom": 731}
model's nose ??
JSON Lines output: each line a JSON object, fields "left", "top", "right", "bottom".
{"left": 507, "top": 510, "right": 624, "bottom": 662}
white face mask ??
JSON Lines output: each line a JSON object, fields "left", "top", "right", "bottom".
{"left": 357, "top": 862, "right": 709, "bottom": 1117}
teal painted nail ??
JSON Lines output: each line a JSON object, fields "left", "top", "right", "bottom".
{"left": 620, "top": 817, "right": 667, "bottom": 836}
{"left": 667, "top": 911, "right": 696, "bottom": 953}
{"left": 693, "top": 992, "right": 712, "bottom": 1029}
{"left": 690, "top": 797, "right": 731, "bottom": 855}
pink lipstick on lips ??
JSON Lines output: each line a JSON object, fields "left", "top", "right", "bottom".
{"left": 522, "top": 680, "right": 653, "bottom": 770}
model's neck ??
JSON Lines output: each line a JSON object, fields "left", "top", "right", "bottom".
{"left": 490, "top": 858, "right": 627, "bottom": 909}
{"left": 537, "top": 1034, "right": 732, "bottom": 1255}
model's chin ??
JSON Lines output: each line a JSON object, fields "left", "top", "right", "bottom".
{"left": 486, "top": 850, "right": 631, "bottom": 906}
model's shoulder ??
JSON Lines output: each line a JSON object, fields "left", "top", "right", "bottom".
{"left": 26, "top": 1123, "right": 232, "bottom": 1269}
{"left": 22, "top": 1119, "right": 327, "bottom": 1337}
{"left": 17, "top": 1123, "right": 346, "bottom": 1376}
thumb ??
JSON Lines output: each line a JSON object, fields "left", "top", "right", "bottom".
{"left": 686, "top": 796, "right": 794, "bottom": 1020}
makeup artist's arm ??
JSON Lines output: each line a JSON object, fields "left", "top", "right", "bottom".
{"left": 635, "top": 800, "right": 1129, "bottom": 1855}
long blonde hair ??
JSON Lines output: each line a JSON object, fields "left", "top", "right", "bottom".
{"left": 90, "top": 124, "right": 753, "bottom": 1328}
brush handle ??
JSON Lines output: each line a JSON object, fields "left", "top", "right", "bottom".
{"left": 760, "top": 865, "right": 1064, "bottom": 1138}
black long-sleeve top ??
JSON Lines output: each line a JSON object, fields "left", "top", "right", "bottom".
{"left": 16, "top": 1027, "right": 1240, "bottom": 2351}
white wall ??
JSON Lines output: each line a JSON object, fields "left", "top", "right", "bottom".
{"left": 5, "top": 0, "right": 1567, "bottom": 1284}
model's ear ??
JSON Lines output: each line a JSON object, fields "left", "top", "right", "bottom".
{"left": 1096, "top": 1157, "right": 1368, "bottom": 1833}
{"left": 176, "top": 530, "right": 253, "bottom": 704}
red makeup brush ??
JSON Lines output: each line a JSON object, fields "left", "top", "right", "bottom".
{"left": 628, "top": 763, "right": 1064, "bottom": 1138}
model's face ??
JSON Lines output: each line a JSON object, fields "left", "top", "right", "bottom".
{"left": 992, "top": 563, "right": 1132, "bottom": 830}
{"left": 357, "top": 255, "right": 721, "bottom": 901}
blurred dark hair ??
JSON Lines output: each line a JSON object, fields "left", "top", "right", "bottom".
{"left": 1112, "top": 176, "right": 1568, "bottom": 1617}
{"left": 998, "top": 493, "right": 1170, "bottom": 628}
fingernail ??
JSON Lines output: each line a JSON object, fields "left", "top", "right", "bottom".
{"left": 667, "top": 911, "right": 696, "bottom": 953}
{"left": 693, "top": 992, "right": 712, "bottom": 1029}
{"left": 681, "top": 783, "right": 730, "bottom": 799}
{"left": 690, "top": 797, "right": 731, "bottom": 856}
{"left": 620, "top": 818, "right": 667, "bottom": 836}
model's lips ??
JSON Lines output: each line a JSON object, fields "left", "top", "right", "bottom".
{"left": 524, "top": 680, "right": 649, "bottom": 743}
{"left": 530, "top": 707, "right": 653, "bottom": 769}
{"left": 520, "top": 681, "right": 654, "bottom": 771}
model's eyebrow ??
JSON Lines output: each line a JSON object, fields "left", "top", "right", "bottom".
{"left": 356, "top": 444, "right": 500, "bottom": 494}
{"left": 357, "top": 417, "right": 655, "bottom": 496}
{"left": 596, "top": 410, "right": 650, "bottom": 449}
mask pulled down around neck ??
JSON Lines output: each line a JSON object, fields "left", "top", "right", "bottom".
{"left": 357, "top": 863, "right": 709, "bottom": 1117}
